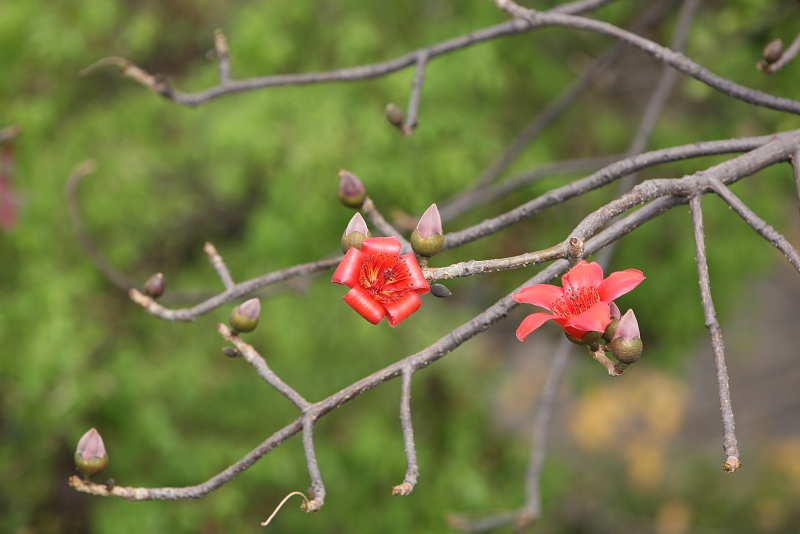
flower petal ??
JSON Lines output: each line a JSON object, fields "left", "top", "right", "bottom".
{"left": 561, "top": 261, "right": 604, "bottom": 295}
{"left": 331, "top": 247, "right": 365, "bottom": 287}
{"left": 597, "top": 269, "right": 645, "bottom": 302}
{"left": 513, "top": 284, "right": 564, "bottom": 311}
{"left": 361, "top": 236, "right": 401, "bottom": 256}
{"left": 563, "top": 302, "right": 610, "bottom": 338}
{"left": 342, "top": 285, "right": 386, "bottom": 324}
{"left": 384, "top": 291, "right": 422, "bottom": 327}
{"left": 515, "top": 312, "right": 555, "bottom": 341}
{"left": 400, "top": 252, "right": 430, "bottom": 294}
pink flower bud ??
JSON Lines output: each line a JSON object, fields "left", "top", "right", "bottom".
{"left": 75, "top": 428, "right": 109, "bottom": 478}
{"left": 341, "top": 213, "right": 370, "bottom": 253}
{"left": 610, "top": 309, "right": 642, "bottom": 365}
{"left": 338, "top": 169, "right": 367, "bottom": 208}
{"left": 410, "top": 204, "right": 444, "bottom": 257}
{"left": 415, "top": 204, "right": 442, "bottom": 239}
{"left": 613, "top": 309, "right": 640, "bottom": 341}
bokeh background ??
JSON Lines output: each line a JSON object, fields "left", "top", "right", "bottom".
{"left": 2, "top": 0, "right": 800, "bottom": 532}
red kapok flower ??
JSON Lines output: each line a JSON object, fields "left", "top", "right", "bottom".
{"left": 513, "top": 260, "right": 645, "bottom": 342}
{"left": 332, "top": 236, "right": 430, "bottom": 326}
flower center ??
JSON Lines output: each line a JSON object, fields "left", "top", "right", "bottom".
{"left": 359, "top": 253, "right": 413, "bottom": 303}
{"left": 551, "top": 286, "right": 599, "bottom": 318}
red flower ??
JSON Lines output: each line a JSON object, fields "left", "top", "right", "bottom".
{"left": 332, "top": 236, "right": 430, "bottom": 326}
{"left": 513, "top": 260, "right": 644, "bottom": 341}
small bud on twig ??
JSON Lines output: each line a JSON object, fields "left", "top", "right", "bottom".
{"left": 338, "top": 170, "right": 367, "bottom": 209}
{"left": 74, "top": 428, "right": 109, "bottom": 479}
{"left": 229, "top": 298, "right": 261, "bottom": 334}
{"left": 341, "top": 212, "right": 370, "bottom": 253}
{"left": 410, "top": 204, "right": 444, "bottom": 257}
{"left": 385, "top": 103, "right": 405, "bottom": 128}
{"left": 144, "top": 272, "right": 165, "bottom": 298}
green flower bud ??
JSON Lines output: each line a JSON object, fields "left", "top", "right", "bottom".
{"left": 229, "top": 298, "right": 260, "bottom": 333}
{"left": 75, "top": 428, "right": 109, "bottom": 479}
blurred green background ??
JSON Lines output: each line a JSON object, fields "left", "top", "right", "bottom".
{"left": 2, "top": 0, "right": 800, "bottom": 532}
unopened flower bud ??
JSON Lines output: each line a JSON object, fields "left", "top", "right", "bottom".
{"left": 609, "top": 309, "right": 642, "bottom": 365}
{"left": 385, "top": 104, "right": 404, "bottom": 127}
{"left": 229, "top": 298, "right": 261, "bottom": 333}
{"left": 763, "top": 38, "right": 783, "bottom": 64}
{"left": 144, "top": 272, "right": 165, "bottom": 298}
{"left": 341, "top": 213, "right": 370, "bottom": 253}
{"left": 338, "top": 169, "right": 367, "bottom": 208}
{"left": 75, "top": 428, "right": 109, "bottom": 479}
{"left": 430, "top": 283, "right": 451, "bottom": 298}
{"left": 410, "top": 204, "right": 444, "bottom": 257}
{"left": 602, "top": 302, "right": 622, "bottom": 342}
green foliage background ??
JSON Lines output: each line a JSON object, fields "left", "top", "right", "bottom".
{"left": 2, "top": 0, "right": 799, "bottom": 532}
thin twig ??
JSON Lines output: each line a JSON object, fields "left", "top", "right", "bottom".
{"left": 217, "top": 324, "right": 310, "bottom": 410}
{"left": 472, "top": 0, "right": 677, "bottom": 190}
{"left": 260, "top": 491, "right": 310, "bottom": 526}
{"left": 402, "top": 51, "right": 428, "bottom": 137}
{"left": 302, "top": 416, "right": 326, "bottom": 511}
{"left": 214, "top": 30, "right": 232, "bottom": 84}
{"left": 204, "top": 242, "right": 235, "bottom": 290}
{"left": 65, "top": 161, "right": 139, "bottom": 292}
{"left": 392, "top": 366, "right": 419, "bottom": 496}
{"left": 762, "top": 32, "right": 800, "bottom": 74}
{"left": 688, "top": 194, "right": 741, "bottom": 472}
{"left": 128, "top": 256, "right": 341, "bottom": 321}
{"left": 439, "top": 155, "right": 619, "bottom": 222}
{"left": 492, "top": 0, "right": 800, "bottom": 115}
{"left": 707, "top": 178, "right": 800, "bottom": 272}
{"left": 792, "top": 148, "right": 800, "bottom": 213}
{"left": 423, "top": 242, "right": 568, "bottom": 282}
{"left": 81, "top": 0, "right": 607, "bottom": 106}
{"left": 445, "top": 134, "right": 777, "bottom": 249}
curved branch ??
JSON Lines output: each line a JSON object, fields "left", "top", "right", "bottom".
{"left": 492, "top": 1, "right": 800, "bottom": 115}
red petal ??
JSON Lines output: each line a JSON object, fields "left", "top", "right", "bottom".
{"left": 515, "top": 312, "right": 555, "bottom": 341}
{"left": 513, "top": 284, "right": 564, "bottom": 311}
{"left": 597, "top": 269, "right": 645, "bottom": 302}
{"left": 331, "top": 247, "right": 365, "bottom": 287}
{"left": 561, "top": 261, "right": 603, "bottom": 295}
{"left": 400, "top": 253, "right": 430, "bottom": 294}
{"left": 384, "top": 291, "right": 422, "bottom": 327}
{"left": 342, "top": 285, "right": 386, "bottom": 324}
{"left": 361, "top": 236, "right": 401, "bottom": 256}
{"left": 563, "top": 302, "right": 610, "bottom": 338}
